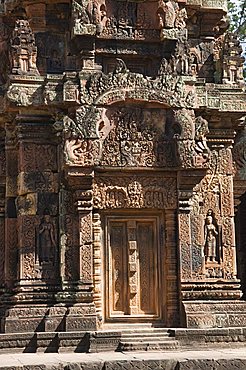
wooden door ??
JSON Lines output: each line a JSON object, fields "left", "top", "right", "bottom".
{"left": 106, "top": 217, "right": 160, "bottom": 320}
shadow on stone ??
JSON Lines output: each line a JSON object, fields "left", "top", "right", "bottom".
{"left": 23, "top": 333, "right": 37, "bottom": 353}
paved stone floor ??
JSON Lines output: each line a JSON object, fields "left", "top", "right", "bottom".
{"left": 1, "top": 348, "right": 246, "bottom": 369}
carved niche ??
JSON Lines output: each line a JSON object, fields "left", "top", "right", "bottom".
{"left": 190, "top": 147, "right": 236, "bottom": 280}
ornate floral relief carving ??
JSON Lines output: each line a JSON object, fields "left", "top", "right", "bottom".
{"left": 64, "top": 106, "right": 102, "bottom": 139}
{"left": 19, "top": 143, "right": 57, "bottom": 172}
{"left": 93, "top": 176, "right": 177, "bottom": 209}
{"left": 64, "top": 107, "right": 177, "bottom": 168}
{"left": 18, "top": 216, "right": 38, "bottom": 280}
{"left": 85, "top": 58, "right": 196, "bottom": 107}
{"left": 99, "top": 108, "right": 176, "bottom": 168}
{"left": 65, "top": 139, "right": 97, "bottom": 166}
{"left": 179, "top": 213, "right": 192, "bottom": 280}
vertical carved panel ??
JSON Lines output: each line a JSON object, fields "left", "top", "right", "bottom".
{"left": 109, "top": 222, "right": 127, "bottom": 314}
{"left": 64, "top": 214, "right": 79, "bottom": 282}
{"left": 5, "top": 219, "right": 18, "bottom": 287}
{"left": 179, "top": 212, "right": 192, "bottom": 280}
{"left": 127, "top": 220, "right": 139, "bottom": 315}
{"left": 165, "top": 210, "right": 179, "bottom": 326}
{"left": 0, "top": 217, "right": 4, "bottom": 285}
{"left": 80, "top": 212, "right": 93, "bottom": 283}
{"left": 190, "top": 147, "right": 237, "bottom": 281}
{"left": 18, "top": 215, "right": 38, "bottom": 280}
{"left": 93, "top": 213, "right": 103, "bottom": 321}
{"left": 137, "top": 222, "right": 156, "bottom": 314}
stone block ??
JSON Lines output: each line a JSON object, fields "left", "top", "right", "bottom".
{"left": 89, "top": 331, "right": 121, "bottom": 353}
{"left": 183, "top": 301, "right": 246, "bottom": 329}
{"left": 65, "top": 304, "right": 97, "bottom": 332}
{"left": 58, "top": 332, "right": 89, "bottom": 353}
{"left": 36, "top": 332, "right": 58, "bottom": 352}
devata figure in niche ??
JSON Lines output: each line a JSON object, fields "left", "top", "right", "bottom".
{"left": 37, "top": 211, "right": 56, "bottom": 264}
{"left": 204, "top": 210, "right": 218, "bottom": 263}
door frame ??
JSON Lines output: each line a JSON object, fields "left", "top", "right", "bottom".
{"left": 103, "top": 211, "right": 165, "bottom": 323}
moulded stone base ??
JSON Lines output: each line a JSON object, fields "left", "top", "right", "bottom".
{"left": 65, "top": 303, "right": 97, "bottom": 332}
{"left": 182, "top": 300, "right": 246, "bottom": 328}
{"left": 1, "top": 305, "right": 49, "bottom": 333}
{"left": 0, "top": 303, "right": 97, "bottom": 333}
{"left": 171, "top": 327, "right": 246, "bottom": 348}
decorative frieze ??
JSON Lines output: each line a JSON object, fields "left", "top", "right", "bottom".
{"left": 93, "top": 175, "right": 177, "bottom": 210}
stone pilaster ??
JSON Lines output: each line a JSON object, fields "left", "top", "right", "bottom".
{"left": 1, "top": 114, "right": 61, "bottom": 333}
{"left": 4, "top": 121, "right": 18, "bottom": 291}
{"left": 62, "top": 168, "right": 97, "bottom": 331}
{"left": 165, "top": 209, "right": 179, "bottom": 327}
{"left": 179, "top": 128, "right": 246, "bottom": 329}
{"left": 92, "top": 213, "right": 103, "bottom": 326}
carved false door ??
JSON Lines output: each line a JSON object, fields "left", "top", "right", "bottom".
{"left": 107, "top": 217, "right": 160, "bottom": 321}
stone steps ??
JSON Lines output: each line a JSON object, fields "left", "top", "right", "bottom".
{"left": 117, "top": 328, "right": 179, "bottom": 351}
{"left": 119, "top": 340, "right": 179, "bottom": 351}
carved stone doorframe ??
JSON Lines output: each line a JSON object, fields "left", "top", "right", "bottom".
{"left": 91, "top": 171, "right": 179, "bottom": 327}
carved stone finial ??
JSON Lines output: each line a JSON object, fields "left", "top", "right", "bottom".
{"left": 11, "top": 19, "right": 39, "bottom": 75}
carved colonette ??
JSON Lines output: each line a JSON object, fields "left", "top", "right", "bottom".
{"left": 0, "top": 0, "right": 245, "bottom": 335}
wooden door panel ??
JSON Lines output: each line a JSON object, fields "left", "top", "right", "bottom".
{"left": 107, "top": 217, "right": 160, "bottom": 321}
{"left": 109, "top": 222, "right": 128, "bottom": 315}
{"left": 137, "top": 222, "right": 156, "bottom": 314}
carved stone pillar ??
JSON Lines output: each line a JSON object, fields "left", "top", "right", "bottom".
{"left": 64, "top": 169, "right": 97, "bottom": 331}
{"left": 1, "top": 114, "right": 61, "bottom": 333}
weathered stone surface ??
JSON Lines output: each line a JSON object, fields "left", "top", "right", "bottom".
{"left": 0, "top": 0, "right": 245, "bottom": 342}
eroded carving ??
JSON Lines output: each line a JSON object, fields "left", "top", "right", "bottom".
{"left": 37, "top": 211, "right": 56, "bottom": 264}
{"left": 93, "top": 175, "right": 177, "bottom": 209}
{"left": 11, "top": 20, "right": 39, "bottom": 76}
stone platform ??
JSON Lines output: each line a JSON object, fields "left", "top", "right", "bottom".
{"left": 1, "top": 347, "right": 246, "bottom": 370}
{"left": 0, "top": 327, "right": 246, "bottom": 354}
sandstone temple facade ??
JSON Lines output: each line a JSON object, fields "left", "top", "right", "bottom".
{"left": 0, "top": 0, "right": 245, "bottom": 350}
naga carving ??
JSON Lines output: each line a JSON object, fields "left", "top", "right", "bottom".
{"left": 174, "top": 109, "right": 210, "bottom": 168}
